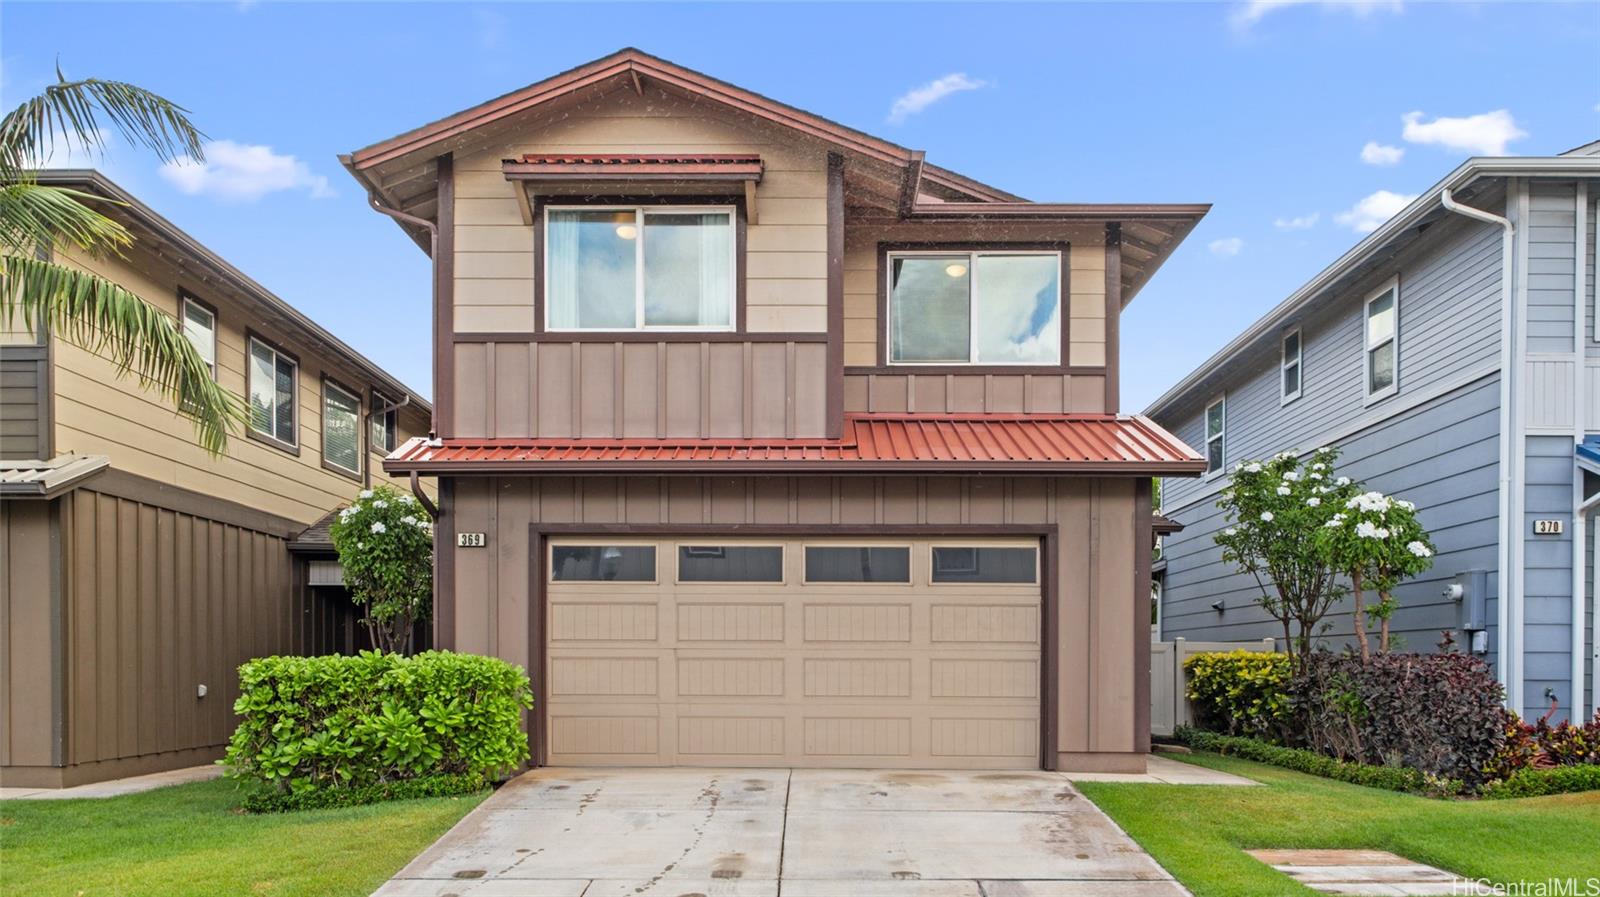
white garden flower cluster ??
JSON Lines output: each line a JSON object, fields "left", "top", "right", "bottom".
{"left": 1346, "top": 491, "right": 1395, "bottom": 513}
{"left": 1407, "top": 541, "right": 1433, "bottom": 558}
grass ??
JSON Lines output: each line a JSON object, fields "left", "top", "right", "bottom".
{"left": 0, "top": 777, "right": 487, "bottom": 897}
{"left": 1078, "top": 752, "right": 1600, "bottom": 897}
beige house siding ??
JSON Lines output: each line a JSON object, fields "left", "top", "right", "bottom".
{"left": 49, "top": 244, "right": 430, "bottom": 524}
{"left": 446, "top": 474, "right": 1147, "bottom": 771}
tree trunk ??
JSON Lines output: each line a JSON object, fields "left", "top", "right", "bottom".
{"left": 1350, "top": 569, "right": 1370, "bottom": 662}
{"left": 1378, "top": 589, "right": 1392, "bottom": 653}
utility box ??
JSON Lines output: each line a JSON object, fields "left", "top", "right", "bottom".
{"left": 1446, "top": 569, "right": 1489, "bottom": 647}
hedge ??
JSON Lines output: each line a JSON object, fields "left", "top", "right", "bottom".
{"left": 1176, "top": 727, "right": 1437, "bottom": 794}
{"left": 241, "top": 773, "right": 489, "bottom": 813}
{"left": 223, "top": 651, "right": 533, "bottom": 809}
{"left": 1183, "top": 650, "right": 1292, "bottom": 740}
{"left": 1480, "top": 765, "right": 1600, "bottom": 800}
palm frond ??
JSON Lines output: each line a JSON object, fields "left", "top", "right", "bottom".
{"left": 0, "top": 182, "right": 131, "bottom": 256}
{"left": 0, "top": 71, "right": 206, "bottom": 182}
{"left": 0, "top": 254, "right": 243, "bottom": 455}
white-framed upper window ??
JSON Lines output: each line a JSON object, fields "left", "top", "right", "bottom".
{"left": 179, "top": 294, "right": 216, "bottom": 377}
{"left": 322, "top": 380, "right": 362, "bottom": 476}
{"left": 544, "top": 206, "right": 735, "bottom": 331}
{"left": 370, "top": 390, "right": 398, "bottom": 454}
{"left": 1204, "top": 395, "right": 1225, "bottom": 476}
{"left": 1280, "top": 328, "right": 1302, "bottom": 404}
{"left": 1364, "top": 278, "right": 1398, "bottom": 402}
{"left": 887, "top": 250, "right": 1061, "bottom": 365}
{"left": 247, "top": 337, "right": 297, "bottom": 447}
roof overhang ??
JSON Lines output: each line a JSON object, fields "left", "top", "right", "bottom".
{"left": 0, "top": 454, "right": 109, "bottom": 499}
{"left": 1145, "top": 155, "right": 1600, "bottom": 419}
{"left": 383, "top": 413, "right": 1206, "bottom": 477}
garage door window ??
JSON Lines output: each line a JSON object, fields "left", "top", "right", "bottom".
{"left": 551, "top": 545, "right": 656, "bottom": 582}
{"left": 803, "top": 546, "right": 911, "bottom": 583}
{"left": 931, "top": 546, "right": 1038, "bottom": 584}
{"left": 677, "top": 545, "right": 784, "bottom": 582}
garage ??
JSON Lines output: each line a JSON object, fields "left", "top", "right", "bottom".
{"left": 540, "top": 537, "right": 1044, "bottom": 769}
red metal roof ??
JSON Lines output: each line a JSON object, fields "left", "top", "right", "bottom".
{"left": 384, "top": 414, "right": 1204, "bottom": 476}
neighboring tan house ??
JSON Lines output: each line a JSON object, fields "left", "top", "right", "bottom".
{"left": 1148, "top": 142, "right": 1600, "bottom": 722}
{"left": 0, "top": 170, "right": 432, "bottom": 787}
{"left": 346, "top": 49, "right": 1208, "bottom": 773}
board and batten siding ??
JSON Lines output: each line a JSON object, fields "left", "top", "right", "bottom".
{"left": 447, "top": 474, "right": 1148, "bottom": 767}
{"left": 1523, "top": 434, "right": 1581, "bottom": 714}
{"left": 1160, "top": 211, "right": 1504, "bottom": 515}
{"left": 1159, "top": 376, "right": 1501, "bottom": 660}
{"left": 49, "top": 244, "right": 424, "bottom": 524}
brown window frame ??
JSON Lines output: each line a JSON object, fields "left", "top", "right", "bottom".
{"left": 178, "top": 290, "right": 219, "bottom": 379}
{"left": 245, "top": 331, "right": 300, "bottom": 455}
{"left": 320, "top": 375, "right": 363, "bottom": 480}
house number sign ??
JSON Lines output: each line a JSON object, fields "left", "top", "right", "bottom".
{"left": 457, "top": 532, "right": 487, "bottom": 547}
{"left": 1532, "top": 519, "right": 1563, "bottom": 535}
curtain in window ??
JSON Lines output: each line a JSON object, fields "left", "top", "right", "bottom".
{"left": 324, "top": 388, "right": 360, "bottom": 472}
{"left": 643, "top": 212, "right": 731, "bottom": 327}
{"left": 697, "top": 213, "right": 732, "bottom": 327}
{"left": 546, "top": 211, "right": 581, "bottom": 329}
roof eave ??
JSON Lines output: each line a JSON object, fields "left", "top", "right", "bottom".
{"left": 383, "top": 459, "right": 1209, "bottom": 477}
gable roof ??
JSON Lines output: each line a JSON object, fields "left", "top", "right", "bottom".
{"left": 1144, "top": 153, "right": 1600, "bottom": 419}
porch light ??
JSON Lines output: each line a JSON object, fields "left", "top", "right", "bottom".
{"left": 944, "top": 262, "right": 967, "bottom": 278}
{"left": 615, "top": 223, "right": 638, "bottom": 240}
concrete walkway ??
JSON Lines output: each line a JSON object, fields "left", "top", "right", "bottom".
{"left": 372, "top": 767, "right": 1194, "bottom": 897}
{"left": 1064, "top": 755, "right": 1261, "bottom": 785}
{"left": 0, "top": 764, "right": 221, "bottom": 800}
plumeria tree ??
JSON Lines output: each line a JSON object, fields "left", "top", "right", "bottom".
{"left": 1318, "top": 491, "right": 1435, "bottom": 658}
{"left": 329, "top": 485, "right": 434, "bottom": 654}
{"left": 1214, "top": 447, "right": 1359, "bottom": 669}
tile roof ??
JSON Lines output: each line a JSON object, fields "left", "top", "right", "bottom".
{"left": 384, "top": 414, "right": 1204, "bottom": 475}
{"left": 0, "top": 454, "right": 110, "bottom": 498}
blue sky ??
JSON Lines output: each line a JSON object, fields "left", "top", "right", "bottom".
{"left": 5, "top": 1, "right": 1598, "bottom": 410}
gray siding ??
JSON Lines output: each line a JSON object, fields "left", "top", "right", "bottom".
{"left": 1526, "top": 182, "right": 1578, "bottom": 355}
{"left": 1522, "top": 435, "right": 1576, "bottom": 714}
{"left": 0, "top": 348, "right": 48, "bottom": 459}
{"left": 1160, "top": 375, "right": 1501, "bottom": 661}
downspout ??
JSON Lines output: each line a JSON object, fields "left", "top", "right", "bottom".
{"left": 1441, "top": 185, "right": 1519, "bottom": 713}
{"left": 1574, "top": 181, "right": 1590, "bottom": 718}
{"left": 365, "top": 193, "right": 440, "bottom": 440}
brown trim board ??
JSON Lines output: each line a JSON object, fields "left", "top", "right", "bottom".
{"left": 435, "top": 153, "right": 455, "bottom": 438}
{"left": 452, "top": 332, "right": 828, "bottom": 344}
{"left": 1104, "top": 223, "right": 1122, "bottom": 412}
{"left": 826, "top": 152, "right": 845, "bottom": 439}
{"left": 435, "top": 478, "right": 457, "bottom": 652}
{"left": 525, "top": 521, "right": 1060, "bottom": 771}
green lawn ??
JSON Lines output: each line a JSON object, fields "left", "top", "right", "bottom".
{"left": 0, "top": 777, "right": 486, "bottom": 897}
{"left": 1079, "top": 753, "right": 1600, "bottom": 897}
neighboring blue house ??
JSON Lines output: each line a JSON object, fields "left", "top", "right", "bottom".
{"left": 1147, "top": 142, "right": 1600, "bottom": 721}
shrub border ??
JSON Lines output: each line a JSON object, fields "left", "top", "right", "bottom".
{"left": 240, "top": 773, "right": 490, "bottom": 813}
{"left": 1479, "top": 765, "right": 1600, "bottom": 800}
{"left": 1176, "top": 727, "right": 1435, "bottom": 794}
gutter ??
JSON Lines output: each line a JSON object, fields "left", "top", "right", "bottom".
{"left": 1440, "top": 184, "right": 1520, "bottom": 715}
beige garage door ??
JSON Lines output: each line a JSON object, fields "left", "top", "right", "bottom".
{"left": 543, "top": 538, "right": 1043, "bottom": 768}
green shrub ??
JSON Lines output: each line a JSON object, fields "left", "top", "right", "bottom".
{"left": 1480, "top": 764, "right": 1600, "bottom": 800}
{"left": 241, "top": 773, "right": 489, "bottom": 813}
{"left": 223, "top": 651, "right": 533, "bottom": 808}
{"left": 1184, "top": 650, "right": 1292, "bottom": 740}
{"left": 1177, "top": 727, "right": 1437, "bottom": 794}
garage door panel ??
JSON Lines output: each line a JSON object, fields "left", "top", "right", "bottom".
{"left": 545, "top": 537, "right": 1042, "bottom": 769}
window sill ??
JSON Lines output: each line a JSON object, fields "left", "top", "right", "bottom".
{"left": 321, "top": 458, "right": 363, "bottom": 482}
{"left": 246, "top": 427, "right": 300, "bottom": 457}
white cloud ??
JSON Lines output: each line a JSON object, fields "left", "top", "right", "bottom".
{"left": 1208, "top": 237, "right": 1245, "bottom": 257}
{"left": 1335, "top": 190, "right": 1418, "bottom": 233}
{"left": 1232, "top": 0, "right": 1402, "bottom": 29}
{"left": 1274, "top": 212, "right": 1320, "bottom": 230}
{"left": 888, "top": 73, "right": 988, "bottom": 124}
{"left": 1400, "top": 109, "right": 1527, "bottom": 156}
{"left": 1360, "top": 141, "right": 1404, "bottom": 166}
{"left": 159, "top": 140, "right": 333, "bottom": 202}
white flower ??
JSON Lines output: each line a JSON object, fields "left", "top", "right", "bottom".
{"left": 1356, "top": 521, "right": 1380, "bottom": 539}
{"left": 1407, "top": 541, "right": 1432, "bottom": 558}
{"left": 1309, "top": 472, "right": 1323, "bottom": 480}
{"left": 338, "top": 507, "right": 355, "bottom": 520}
{"left": 372, "top": 499, "right": 388, "bottom": 509}
{"left": 1312, "top": 463, "right": 1326, "bottom": 471}
{"left": 1244, "top": 462, "right": 1262, "bottom": 473}
{"left": 1277, "top": 485, "right": 1292, "bottom": 495}
{"left": 1224, "top": 527, "right": 1237, "bottom": 536}
{"left": 1374, "top": 527, "right": 1390, "bottom": 539}
{"left": 1397, "top": 500, "right": 1416, "bottom": 511}
{"left": 1307, "top": 497, "right": 1321, "bottom": 507}
{"left": 1336, "top": 477, "right": 1351, "bottom": 487}
{"left": 399, "top": 494, "right": 416, "bottom": 505}
{"left": 359, "top": 489, "right": 374, "bottom": 499}
{"left": 370, "top": 521, "right": 387, "bottom": 534}
{"left": 1283, "top": 470, "right": 1301, "bottom": 482}
{"left": 1260, "top": 511, "right": 1275, "bottom": 522}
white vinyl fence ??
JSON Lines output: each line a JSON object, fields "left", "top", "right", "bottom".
{"left": 1150, "top": 637, "right": 1277, "bottom": 737}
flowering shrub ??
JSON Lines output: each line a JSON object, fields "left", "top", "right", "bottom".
{"left": 1487, "top": 701, "right": 1600, "bottom": 780}
{"left": 329, "top": 485, "right": 434, "bottom": 654}
{"left": 1318, "top": 489, "right": 1434, "bottom": 657}
{"left": 1184, "top": 650, "right": 1292, "bottom": 740}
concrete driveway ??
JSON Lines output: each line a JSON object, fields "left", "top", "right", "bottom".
{"left": 373, "top": 767, "right": 1188, "bottom": 897}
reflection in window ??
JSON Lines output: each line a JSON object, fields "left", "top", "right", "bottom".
{"left": 931, "top": 547, "right": 1037, "bottom": 583}
{"left": 888, "top": 251, "right": 1060, "bottom": 365}
{"left": 551, "top": 545, "right": 656, "bottom": 581}
{"left": 678, "top": 546, "right": 783, "bottom": 582}
{"left": 1366, "top": 286, "right": 1397, "bottom": 398}
{"left": 1204, "top": 396, "right": 1225, "bottom": 475}
{"left": 546, "top": 207, "right": 733, "bottom": 330}
{"left": 804, "top": 546, "right": 911, "bottom": 583}
{"left": 248, "top": 338, "right": 296, "bottom": 445}
{"left": 181, "top": 298, "right": 216, "bottom": 375}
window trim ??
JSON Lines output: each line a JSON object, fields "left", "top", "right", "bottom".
{"left": 799, "top": 543, "right": 914, "bottom": 586}
{"left": 369, "top": 389, "right": 399, "bottom": 456}
{"left": 320, "top": 376, "right": 363, "bottom": 480}
{"left": 672, "top": 542, "right": 786, "bottom": 585}
{"left": 244, "top": 332, "right": 299, "bottom": 455}
{"left": 1363, "top": 276, "right": 1400, "bottom": 404}
{"left": 541, "top": 202, "right": 739, "bottom": 334}
{"left": 177, "top": 290, "right": 218, "bottom": 379}
{"left": 546, "top": 541, "right": 660, "bottom": 585}
{"left": 883, "top": 247, "right": 1066, "bottom": 368}
{"left": 1280, "top": 327, "right": 1302, "bottom": 405}
{"left": 1203, "top": 394, "right": 1226, "bottom": 478}
{"left": 926, "top": 542, "right": 1040, "bottom": 587}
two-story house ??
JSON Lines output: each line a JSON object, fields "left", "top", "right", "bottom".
{"left": 348, "top": 49, "right": 1208, "bottom": 773}
{"left": 1148, "top": 143, "right": 1600, "bottom": 722}
{"left": 0, "top": 170, "right": 432, "bottom": 787}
